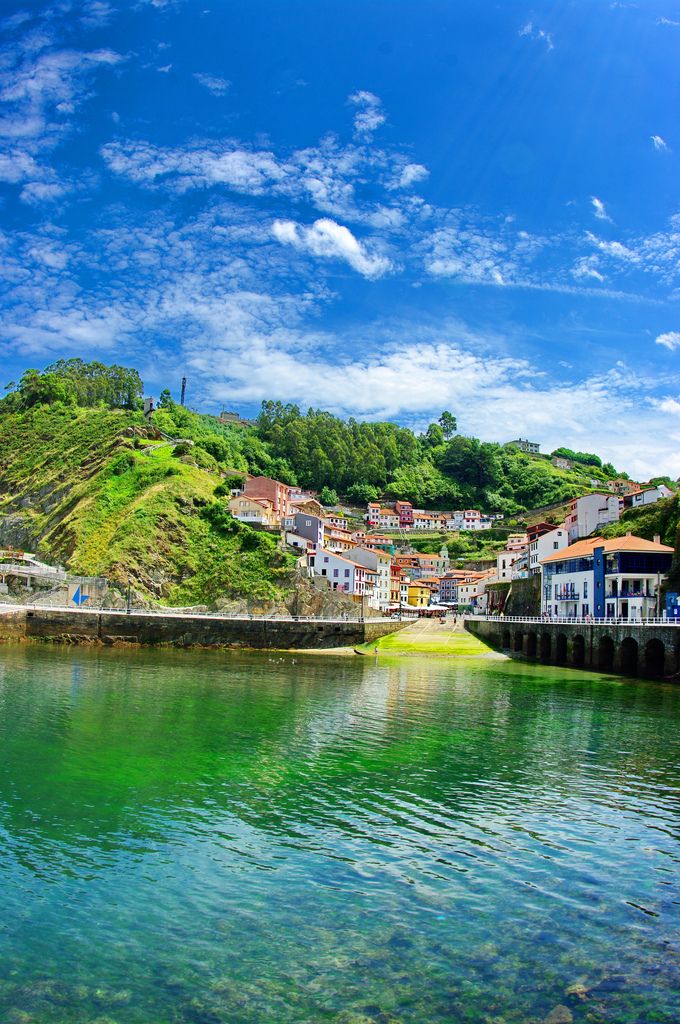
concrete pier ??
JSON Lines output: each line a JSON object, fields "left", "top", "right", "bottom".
{"left": 0, "top": 605, "right": 406, "bottom": 651}
{"left": 466, "top": 616, "right": 680, "bottom": 680}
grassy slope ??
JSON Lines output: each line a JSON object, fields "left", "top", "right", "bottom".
{"left": 0, "top": 405, "right": 292, "bottom": 605}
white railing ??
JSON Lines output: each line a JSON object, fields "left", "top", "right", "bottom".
{"left": 465, "top": 614, "right": 678, "bottom": 627}
{"left": 0, "top": 602, "right": 396, "bottom": 624}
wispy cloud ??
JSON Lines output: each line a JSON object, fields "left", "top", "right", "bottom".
{"left": 657, "top": 16, "right": 680, "bottom": 26}
{"left": 272, "top": 217, "right": 392, "bottom": 278}
{"left": 651, "top": 134, "right": 669, "bottom": 151}
{"left": 656, "top": 331, "right": 680, "bottom": 351}
{"left": 590, "top": 196, "right": 612, "bottom": 222}
{"left": 193, "top": 72, "right": 230, "bottom": 95}
{"left": 571, "top": 256, "right": 605, "bottom": 282}
{"left": 519, "top": 21, "right": 554, "bottom": 50}
{"left": 348, "top": 90, "right": 385, "bottom": 137}
{"left": 0, "top": 25, "right": 124, "bottom": 200}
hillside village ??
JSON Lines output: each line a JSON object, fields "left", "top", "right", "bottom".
{"left": 0, "top": 362, "right": 678, "bottom": 620}
{"left": 228, "top": 468, "right": 677, "bottom": 621}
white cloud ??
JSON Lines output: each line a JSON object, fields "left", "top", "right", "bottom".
{"left": 657, "top": 17, "right": 680, "bottom": 26}
{"left": 389, "top": 162, "right": 429, "bottom": 190}
{"left": 651, "top": 134, "right": 669, "bottom": 151}
{"left": 348, "top": 90, "right": 386, "bottom": 137}
{"left": 157, "top": 64, "right": 172, "bottom": 73}
{"left": 519, "top": 21, "right": 554, "bottom": 49}
{"left": 585, "top": 232, "right": 635, "bottom": 259}
{"left": 572, "top": 256, "right": 605, "bottom": 282}
{"left": 659, "top": 397, "right": 680, "bottom": 414}
{"left": 272, "top": 217, "right": 392, "bottom": 278}
{"left": 591, "top": 196, "right": 612, "bottom": 222}
{"left": 193, "top": 72, "right": 230, "bottom": 95}
{"left": 656, "top": 331, "right": 680, "bottom": 351}
{"left": 19, "top": 180, "right": 68, "bottom": 203}
{"left": 422, "top": 216, "right": 545, "bottom": 285}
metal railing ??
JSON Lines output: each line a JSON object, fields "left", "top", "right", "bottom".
{"left": 0, "top": 601, "right": 396, "bottom": 624}
{"left": 465, "top": 614, "right": 678, "bottom": 627}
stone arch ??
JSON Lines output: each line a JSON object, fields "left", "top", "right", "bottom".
{"left": 540, "top": 633, "right": 552, "bottom": 662}
{"left": 502, "top": 629, "right": 511, "bottom": 650}
{"left": 598, "top": 635, "right": 615, "bottom": 672}
{"left": 526, "top": 632, "right": 538, "bottom": 657}
{"left": 644, "top": 638, "right": 665, "bottom": 678}
{"left": 620, "top": 636, "right": 639, "bottom": 677}
{"left": 572, "top": 634, "right": 585, "bottom": 668}
{"left": 555, "top": 633, "right": 568, "bottom": 664}
{"left": 513, "top": 631, "right": 523, "bottom": 653}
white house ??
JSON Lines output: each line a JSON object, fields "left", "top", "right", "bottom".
{"left": 564, "top": 493, "right": 620, "bottom": 543}
{"left": 309, "top": 549, "right": 375, "bottom": 602}
{"left": 496, "top": 549, "right": 523, "bottom": 580}
{"left": 351, "top": 547, "right": 392, "bottom": 610}
{"left": 529, "top": 527, "right": 568, "bottom": 575}
{"left": 540, "top": 534, "right": 674, "bottom": 620}
{"left": 623, "top": 484, "right": 673, "bottom": 510}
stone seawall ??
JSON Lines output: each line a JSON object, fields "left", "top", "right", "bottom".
{"left": 0, "top": 607, "right": 406, "bottom": 651}
{"left": 467, "top": 618, "right": 680, "bottom": 680}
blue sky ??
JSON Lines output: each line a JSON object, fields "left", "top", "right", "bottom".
{"left": 1, "top": 0, "right": 679, "bottom": 479}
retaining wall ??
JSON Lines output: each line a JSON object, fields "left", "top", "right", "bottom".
{"left": 0, "top": 607, "right": 405, "bottom": 650}
{"left": 467, "top": 618, "right": 680, "bottom": 680}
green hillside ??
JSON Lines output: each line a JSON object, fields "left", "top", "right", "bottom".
{"left": 1, "top": 359, "right": 675, "bottom": 605}
{"left": 0, "top": 402, "right": 292, "bottom": 605}
{"left": 599, "top": 495, "right": 680, "bottom": 548}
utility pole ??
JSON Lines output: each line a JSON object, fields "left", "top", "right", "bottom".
{"left": 126, "top": 579, "right": 132, "bottom": 615}
{"left": 180, "top": 376, "right": 187, "bottom": 406}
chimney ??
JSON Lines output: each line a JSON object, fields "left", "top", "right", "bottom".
{"left": 653, "top": 534, "right": 661, "bottom": 544}
{"left": 625, "top": 531, "right": 632, "bottom": 537}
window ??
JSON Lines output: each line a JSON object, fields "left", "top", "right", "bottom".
{"left": 584, "top": 581, "right": 588, "bottom": 598}
{"left": 553, "top": 542, "right": 559, "bottom": 549}
{"left": 345, "top": 569, "right": 350, "bottom": 577}
{"left": 333, "top": 569, "right": 339, "bottom": 578}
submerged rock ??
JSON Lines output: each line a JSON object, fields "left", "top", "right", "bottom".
{"left": 543, "top": 1006, "right": 573, "bottom": 1024}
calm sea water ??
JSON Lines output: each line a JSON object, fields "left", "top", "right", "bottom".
{"left": 0, "top": 645, "right": 679, "bottom": 1024}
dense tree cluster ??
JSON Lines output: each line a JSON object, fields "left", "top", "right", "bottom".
{"left": 2, "top": 360, "right": 143, "bottom": 412}
{"left": 255, "top": 402, "right": 592, "bottom": 512}
{"left": 0, "top": 360, "right": 651, "bottom": 516}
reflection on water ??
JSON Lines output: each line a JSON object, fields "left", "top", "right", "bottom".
{"left": 0, "top": 645, "right": 679, "bottom": 1023}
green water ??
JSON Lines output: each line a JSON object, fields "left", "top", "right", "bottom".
{"left": 0, "top": 646, "right": 679, "bottom": 1024}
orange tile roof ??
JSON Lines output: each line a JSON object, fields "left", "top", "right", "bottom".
{"left": 541, "top": 534, "right": 674, "bottom": 564}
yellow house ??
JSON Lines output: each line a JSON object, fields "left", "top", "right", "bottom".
{"left": 228, "top": 495, "right": 278, "bottom": 527}
{"left": 407, "top": 582, "right": 431, "bottom": 608}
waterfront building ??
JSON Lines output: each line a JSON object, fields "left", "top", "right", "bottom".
{"left": 351, "top": 547, "right": 392, "bottom": 610}
{"left": 528, "top": 527, "right": 568, "bottom": 575}
{"left": 308, "top": 549, "right": 376, "bottom": 603}
{"left": 540, "top": 534, "right": 673, "bottom": 620}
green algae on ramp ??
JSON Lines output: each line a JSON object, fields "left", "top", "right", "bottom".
{"left": 356, "top": 619, "right": 504, "bottom": 658}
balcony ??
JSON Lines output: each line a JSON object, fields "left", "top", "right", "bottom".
{"left": 554, "top": 591, "right": 579, "bottom": 601}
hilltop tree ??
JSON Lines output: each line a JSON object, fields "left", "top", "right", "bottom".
{"left": 438, "top": 410, "right": 457, "bottom": 439}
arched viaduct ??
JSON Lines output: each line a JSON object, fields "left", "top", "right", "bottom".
{"left": 466, "top": 618, "right": 680, "bottom": 680}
